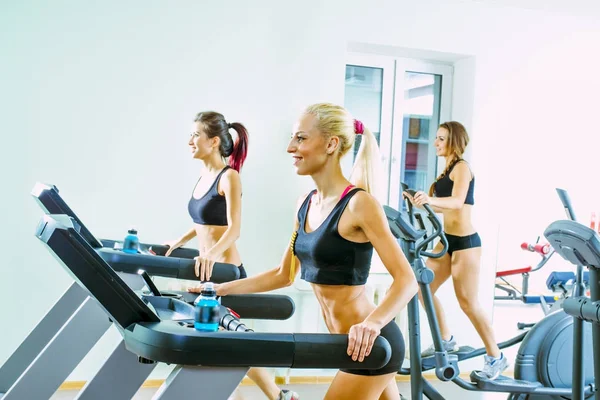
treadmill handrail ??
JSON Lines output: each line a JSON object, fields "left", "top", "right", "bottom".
{"left": 98, "top": 248, "right": 240, "bottom": 283}
{"left": 123, "top": 322, "right": 391, "bottom": 369}
{"left": 36, "top": 214, "right": 392, "bottom": 371}
{"left": 32, "top": 182, "right": 240, "bottom": 283}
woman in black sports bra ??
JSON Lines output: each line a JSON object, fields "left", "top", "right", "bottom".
{"left": 204, "top": 103, "right": 418, "bottom": 400}
{"left": 165, "top": 112, "right": 299, "bottom": 400}
{"left": 163, "top": 111, "right": 249, "bottom": 280}
{"left": 404, "top": 121, "right": 507, "bottom": 380}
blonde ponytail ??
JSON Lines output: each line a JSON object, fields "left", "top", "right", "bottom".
{"left": 303, "top": 102, "right": 386, "bottom": 202}
{"left": 350, "top": 126, "right": 386, "bottom": 202}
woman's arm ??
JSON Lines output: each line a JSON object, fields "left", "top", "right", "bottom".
{"left": 403, "top": 191, "right": 443, "bottom": 213}
{"left": 345, "top": 192, "right": 418, "bottom": 361}
{"left": 353, "top": 193, "right": 418, "bottom": 328}
{"left": 217, "top": 239, "right": 299, "bottom": 295}
{"left": 204, "top": 169, "right": 243, "bottom": 258}
{"left": 194, "top": 170, "right": 244, "bottom": 279}
{"left": 419, "top": 162, "right": 472, "bottom": 210}
{"left": 180, "top": 228, "right": 197, "bottom": 242}
{"left": 193, "top": 194, "right": 306, "bottom": 296}
{"left": 164, "top": 227, "right": 197, "bottom": 257}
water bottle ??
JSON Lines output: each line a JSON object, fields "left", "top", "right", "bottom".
{"left": 194, "top": 282, "right": 220, "bottom": 332}
{"left": 123, "top": 228, "right": 140, "bottom": 254}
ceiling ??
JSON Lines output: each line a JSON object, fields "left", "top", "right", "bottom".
{"left": 465, "top": 0, "right": 600, "bottom": 17}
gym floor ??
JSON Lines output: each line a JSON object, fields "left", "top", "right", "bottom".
{"left": 51, "top": 381, "right": 508, "bottom": 399}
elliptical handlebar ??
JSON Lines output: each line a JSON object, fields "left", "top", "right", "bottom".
{"left": 401, "top": 183, "right": 417, "bottom": 227}
{"left": 419, "top": 204, "right": 448, "bottom": 259}
{"left": 402, "top": 188, "right": 448, "bottom": 259}
{"left": 529, "top": 247, "right": 556, "bottom": 273}
{"left": 556, "top": 188, "right": 577, "bottom": 221}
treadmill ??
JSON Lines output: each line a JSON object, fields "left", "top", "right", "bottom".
{"left": 35, "top": 214, "right": 393, "bottom": 399}
{"left": 0, "top": 183, "right": 293, "bottom": 400}
{"left": 30, "top": 182, "right": 294, "bottom": 316}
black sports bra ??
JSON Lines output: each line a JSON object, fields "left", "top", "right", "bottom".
{"left": 433, "top": 159, "right": 475, "bottom": 205}
{"left": 293, "top": 187, "right": 373, "bottom": 286}
{"left": 188, "top": 167, "right": 230, "bottom": 226}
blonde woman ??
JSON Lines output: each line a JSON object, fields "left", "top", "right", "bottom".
{"left": 191, "top": 103, "right": 417, "bottom": 399}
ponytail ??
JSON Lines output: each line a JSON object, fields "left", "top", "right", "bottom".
{"left": 302, "top": 103, "right": 386, "bottom": 202}
{"left": 428, "top": 165, "right": 447, "bottom": 197}
{"left": 227, "top": 122, "right": 249, "bottom": 172}
{"left": 349, "top": 125, "right": 386, "bottom": 202}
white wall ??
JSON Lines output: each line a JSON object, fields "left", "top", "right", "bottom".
{"left": 1, "top": 0, "right": 599, "bottom": 383}
{"left": 342, "top": 0, "right": 600, "bottom": 367}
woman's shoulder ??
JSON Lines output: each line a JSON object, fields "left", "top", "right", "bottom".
{"left": 450, "top": 159, "right": 473, "bottom": 179}
{"left": 346, "top": 189, "right": 382, "bottom": 219}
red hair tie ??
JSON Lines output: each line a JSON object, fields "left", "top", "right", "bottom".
{"left": 354, "top": 119, "right": 364, "bottom": 135}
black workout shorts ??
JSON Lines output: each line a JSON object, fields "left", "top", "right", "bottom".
{"left": 238, "top": 264, "right": 247, "bottom": 279}
{"left": 445, "top": 232, "right": 481, "bottom": 256}
{"left": 341, "top": 321, "right": 405, "bottom": 376}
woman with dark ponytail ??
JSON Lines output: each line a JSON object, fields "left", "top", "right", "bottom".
{"left": 165, "top": 111, "right": 298, "bottom": 400}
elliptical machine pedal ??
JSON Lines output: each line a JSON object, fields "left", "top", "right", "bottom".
{"left": 469, "top": 372, "right": 542, "bottom": 390}
{"left": 421, "top": 345, "right": 475, "bottom": 371}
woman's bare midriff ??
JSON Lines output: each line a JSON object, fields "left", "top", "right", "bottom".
{"left": 439, "top": 204, "right": 476, "bottom": 236}
{"left": 193, "top": 224, "right": 241, "bottom": 265}
{"left": 311, "top": 283, "right": 376, "bottom": 334}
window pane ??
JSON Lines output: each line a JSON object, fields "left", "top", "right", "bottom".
{"left": 400, "top": 72, "right": 442, "bottom": 197}
{"left": 344, "top": 65, "right": 383, "bottom": 161}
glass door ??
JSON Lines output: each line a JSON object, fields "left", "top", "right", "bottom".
{"left": 344, "top": 53, "right": 395, "bottom": 205}
{"left": 389, "top": 59, "right": 453, "bottom": 210}
{"left": 344, "top": 55, "right": 453, "bottom": 210}
{"left": 344, "top": 55, "right": 453, "bottom": 273}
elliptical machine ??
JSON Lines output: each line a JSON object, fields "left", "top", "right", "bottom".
{"left": 384, "top": 188, "right": 448, "bottom": 400}
{"left": 545, "top": 214, "right": 600, "bottom": 400}
{"left": 385, "top": 186, "right": 594, "bottom": 400}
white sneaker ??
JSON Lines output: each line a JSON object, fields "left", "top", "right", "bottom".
{"left": 421, "top": 336, "right": 458, "bottom": 358}
{"left": 278, "top": 389, "right": 300, "bottom": 400}
{"left": 481, "top": 353, "right": 509, "bottom": 380}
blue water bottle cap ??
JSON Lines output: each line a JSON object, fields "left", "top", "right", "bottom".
{"left": 201, "top": 282, "right": 216, "bottom": 297}
{"left": 128, "top": 228, "right": 138, "bottom": 235}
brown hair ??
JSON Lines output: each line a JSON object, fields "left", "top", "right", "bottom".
{"left": 194, "top": 111, "right": 249, "bottom": 172}
{"left": 428, "top": 121, "right": 469, "bottom": 196}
